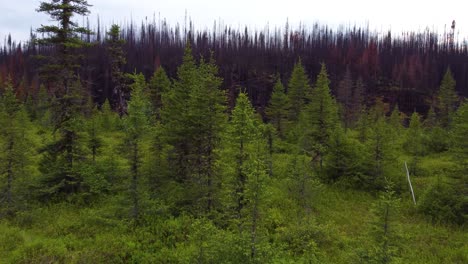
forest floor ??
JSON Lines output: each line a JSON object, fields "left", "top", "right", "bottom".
{"left": 0, "top": 153, "right": 466, "bottom": 263}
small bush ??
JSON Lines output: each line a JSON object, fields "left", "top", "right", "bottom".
{"left": 418, "top": 181, "right": 467, "bottom": 225}
{"left": 425, "top": 127, "right": 450, "bottom": 153}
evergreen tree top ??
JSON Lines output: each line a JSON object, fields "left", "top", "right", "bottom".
{"left": 437, "top": 68, "right": 457, "bottom": 101}
{"left": 175, "top": 43, "right": 197, "bottom": 87}
{"left": 287, "top": 58, "right": 311, "bottom": 122}
{"left": 107, "top": 24, "right": 126, "bottom": 64}
{"left": 389, "top": 103, "right": 403, "bottom": 127}
{"left": 149, "top": 67, "right": 171, "bottom": 95}
{"left": 35, "top": 0, "right": 93, "bottom": 87}
{"left": 101, "top": 99, "right": 112, "bottom": 112}
{"left": 436, "top": 67, "right": 458, "bottom": 127}
{"left": 182, "top": 42, "right": 196, "bottom": 68}
{"left": 1, "top": 78, "right": 20, "bottom": 115}
{"left": 437, "top": 67, "right": 458, "bottom": 102}
{"left": 409, "top": 111, "right": 422, "bottom": 129}
{"left": 440, "top": 67, "right": 455, "bottom": 88}
{"left": 265, "top": 76, "right": 288, "bottom": 119}
{"left": 36, "top": 0, "right": 92, "bottom": 42}
{"left": 37, "top": 0, "right": 91, "bottom": 16}
{"left": 288, "top": 59, "right": 310, "bottom": 90}
{"left": 125, "top": 73, "right": 150, "bottom": 134}
{"left": 230, "top": 92, "right": 258, "bottom": 141}
{"left": 272, "top": 77, "right": 285, "bottom": 93}
{"left": 107, "top": 25, "right": 124, "bottom": 43}
{"left": 424, "top": 105, "right": 437, "bottom": 128}
{"left": 314, "top": 63, "right": 330, "bottom": 91}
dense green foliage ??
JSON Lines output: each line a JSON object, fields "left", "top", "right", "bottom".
{"left": 106, "top": 24, "right": 127, "bottom": 114}
{"left": 265, "top": 77, "right": 289, "bottom": 139}
{"left": 436, "top": 68, "right": 459, "bottom": 127}
{"left": 1, "top": 58, "right": 466, "bottom": 262}
{"left": 299, "top": 63, "right": 339, "bottom": 169}
{"left": 0, "top": 2, "right": 466, "bottom": 262}
{"left": 287, "top": 59, "right": 311, "bottom": 127}
{"left": 36, "top": 0, "right": 92, "bottom": 87}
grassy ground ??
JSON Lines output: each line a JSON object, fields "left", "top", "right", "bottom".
{"left": 0, "top": 153, "right": 466, "bottom": 263}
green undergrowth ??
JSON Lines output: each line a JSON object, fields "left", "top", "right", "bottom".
{"left": 0, "top": 152, "right": 465, "bottom": 263}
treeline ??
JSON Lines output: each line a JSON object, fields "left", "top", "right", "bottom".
{"left": 1, "top": 9, "right": 468, "bottom": 114}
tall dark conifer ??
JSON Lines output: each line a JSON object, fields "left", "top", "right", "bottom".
{"left": 36, "top": 0, "right": 92, "bottom": 90}
{"left": 148, "top": 67, "right": 171, "bottom": 121}
{"left": 0, "top": 79, "right": 33, "bottom": 213}
{"left": 265, "top": 76, "right": 289, "bottom": 139}
{"left": 405, "top": 112, "right": 424, "bottom": 175}
{"left": 161, "top": 44, "right": 197, "bottom": 183}
{"left": 424, "top": 106, "right": 437, "bottom": 129}
{"left": 186, "top": 56, "right": 227, "bottom": 214}
{"left": 300, "top": 63, "right": 339, "bottom": 169}
{"left": 36, "top": 0, "right": 92, "bottom": 199}
{"left": 123, "top": 73, "right": 150, "bottom": 222}
{"left": 106, "top": 24, "right": 127, "bottom": 114}
{"left": 226, "top": 92, "right": 258, "bottom": 220}
{"left": 436, "top": 68, "right": 458, "bottom": 127}
{"left": 368, "top": 183, "right": 402, "bottom": 263}
{"left": 287, "top": 59, "right": 311, "bottom": 125}
{"left": 38, "top": 80, "right": 88, "bottom": 199}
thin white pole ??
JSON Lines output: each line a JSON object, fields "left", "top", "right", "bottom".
{"left": 405, "top": 162, "right": 416, "bottom": 205}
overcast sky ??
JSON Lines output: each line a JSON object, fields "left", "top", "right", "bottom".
{"left": 1, "top": 0, "right": 468, "bottom": 43}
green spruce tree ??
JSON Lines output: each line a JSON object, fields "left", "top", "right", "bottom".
{"left": 367, "top": 182, "right": 402, "bottom": 264}
{"left": 123, "top": 73, "right": 151, "bottom": 222}
{"left": 161, "top": 43, "right": 197, "bottom": 183}
{"left": 265, "top": 76, "right": 289, "bottom": 139}
{"left": 186, "top": 56, "right": 227, "bottom": 214}
{"left": 389, "top": 104, "right": 403, "bottom": 132}
{"left": 36, "top": 0, "right": 93, "bottom": 199}
{"left": 86, "top": 105, "right": 102, "bottom": 163}
{"left": 436, "top": 68, "right": 458, "bottom": 127}
{"left": 0, "top": 79, "right": 34, "bottom": 214}
{"left": 451, "top": 101, "right": 468, "bottom": 171}
{"left": 424, "top": 105, "right": 437, "bottom": 129}
{"left": 222, "top": 92, "right": 270, "bottom": 260}
{"left": 356, "top": 108, "right": 371, "bottom": 142}
{"left": 36, "top": 0, "right": 92, "bottom": 90}
{"left": 98, "top": 99, "right": 119, "bottom": 131}
{"left": 388, "top": 104, "right": 404, "bottom": 145}
{"left": 325, "top": 126, "right": 365, "bottom": 183}
{"left": 364, "top": 114, "right": 398, "bottom": 190}
{"left": 38, "top": 80, "right": 88, "bottom": 200}
{"left": 300, "top": 63, "right": 339, "bottom": 169}
{"left": 244, "top": 132, "right": 269, "bottom": 261}
{"left": 148, "top": 67, "right": 171, "bottom": 121}
{"left": 449, "top": 101, "right": 468, "bottom": 221}
{"left": 225, "top": 92, "right": 259, "bottom": 221}
{"left": 404, "top": 112, "right": 425, "bottom": 176}
{"left": 287, "top": 59, "right": 311, "bottom": 125}
{"left": 425, "top": 104, "right": 450, "bottom": 153}
{"left": 106, "top": 24, "right": 127, "bottom": 114}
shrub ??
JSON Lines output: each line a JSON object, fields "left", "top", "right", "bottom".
{"left": 425, "top": 127, "right": 450, "bottom": 153}
{"left": 418, "top": 180, "right": 466, "bottom": 225}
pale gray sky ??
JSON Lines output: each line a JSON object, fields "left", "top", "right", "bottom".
{"left": 1, "top": 0, "right": 468, "bottom": 43}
